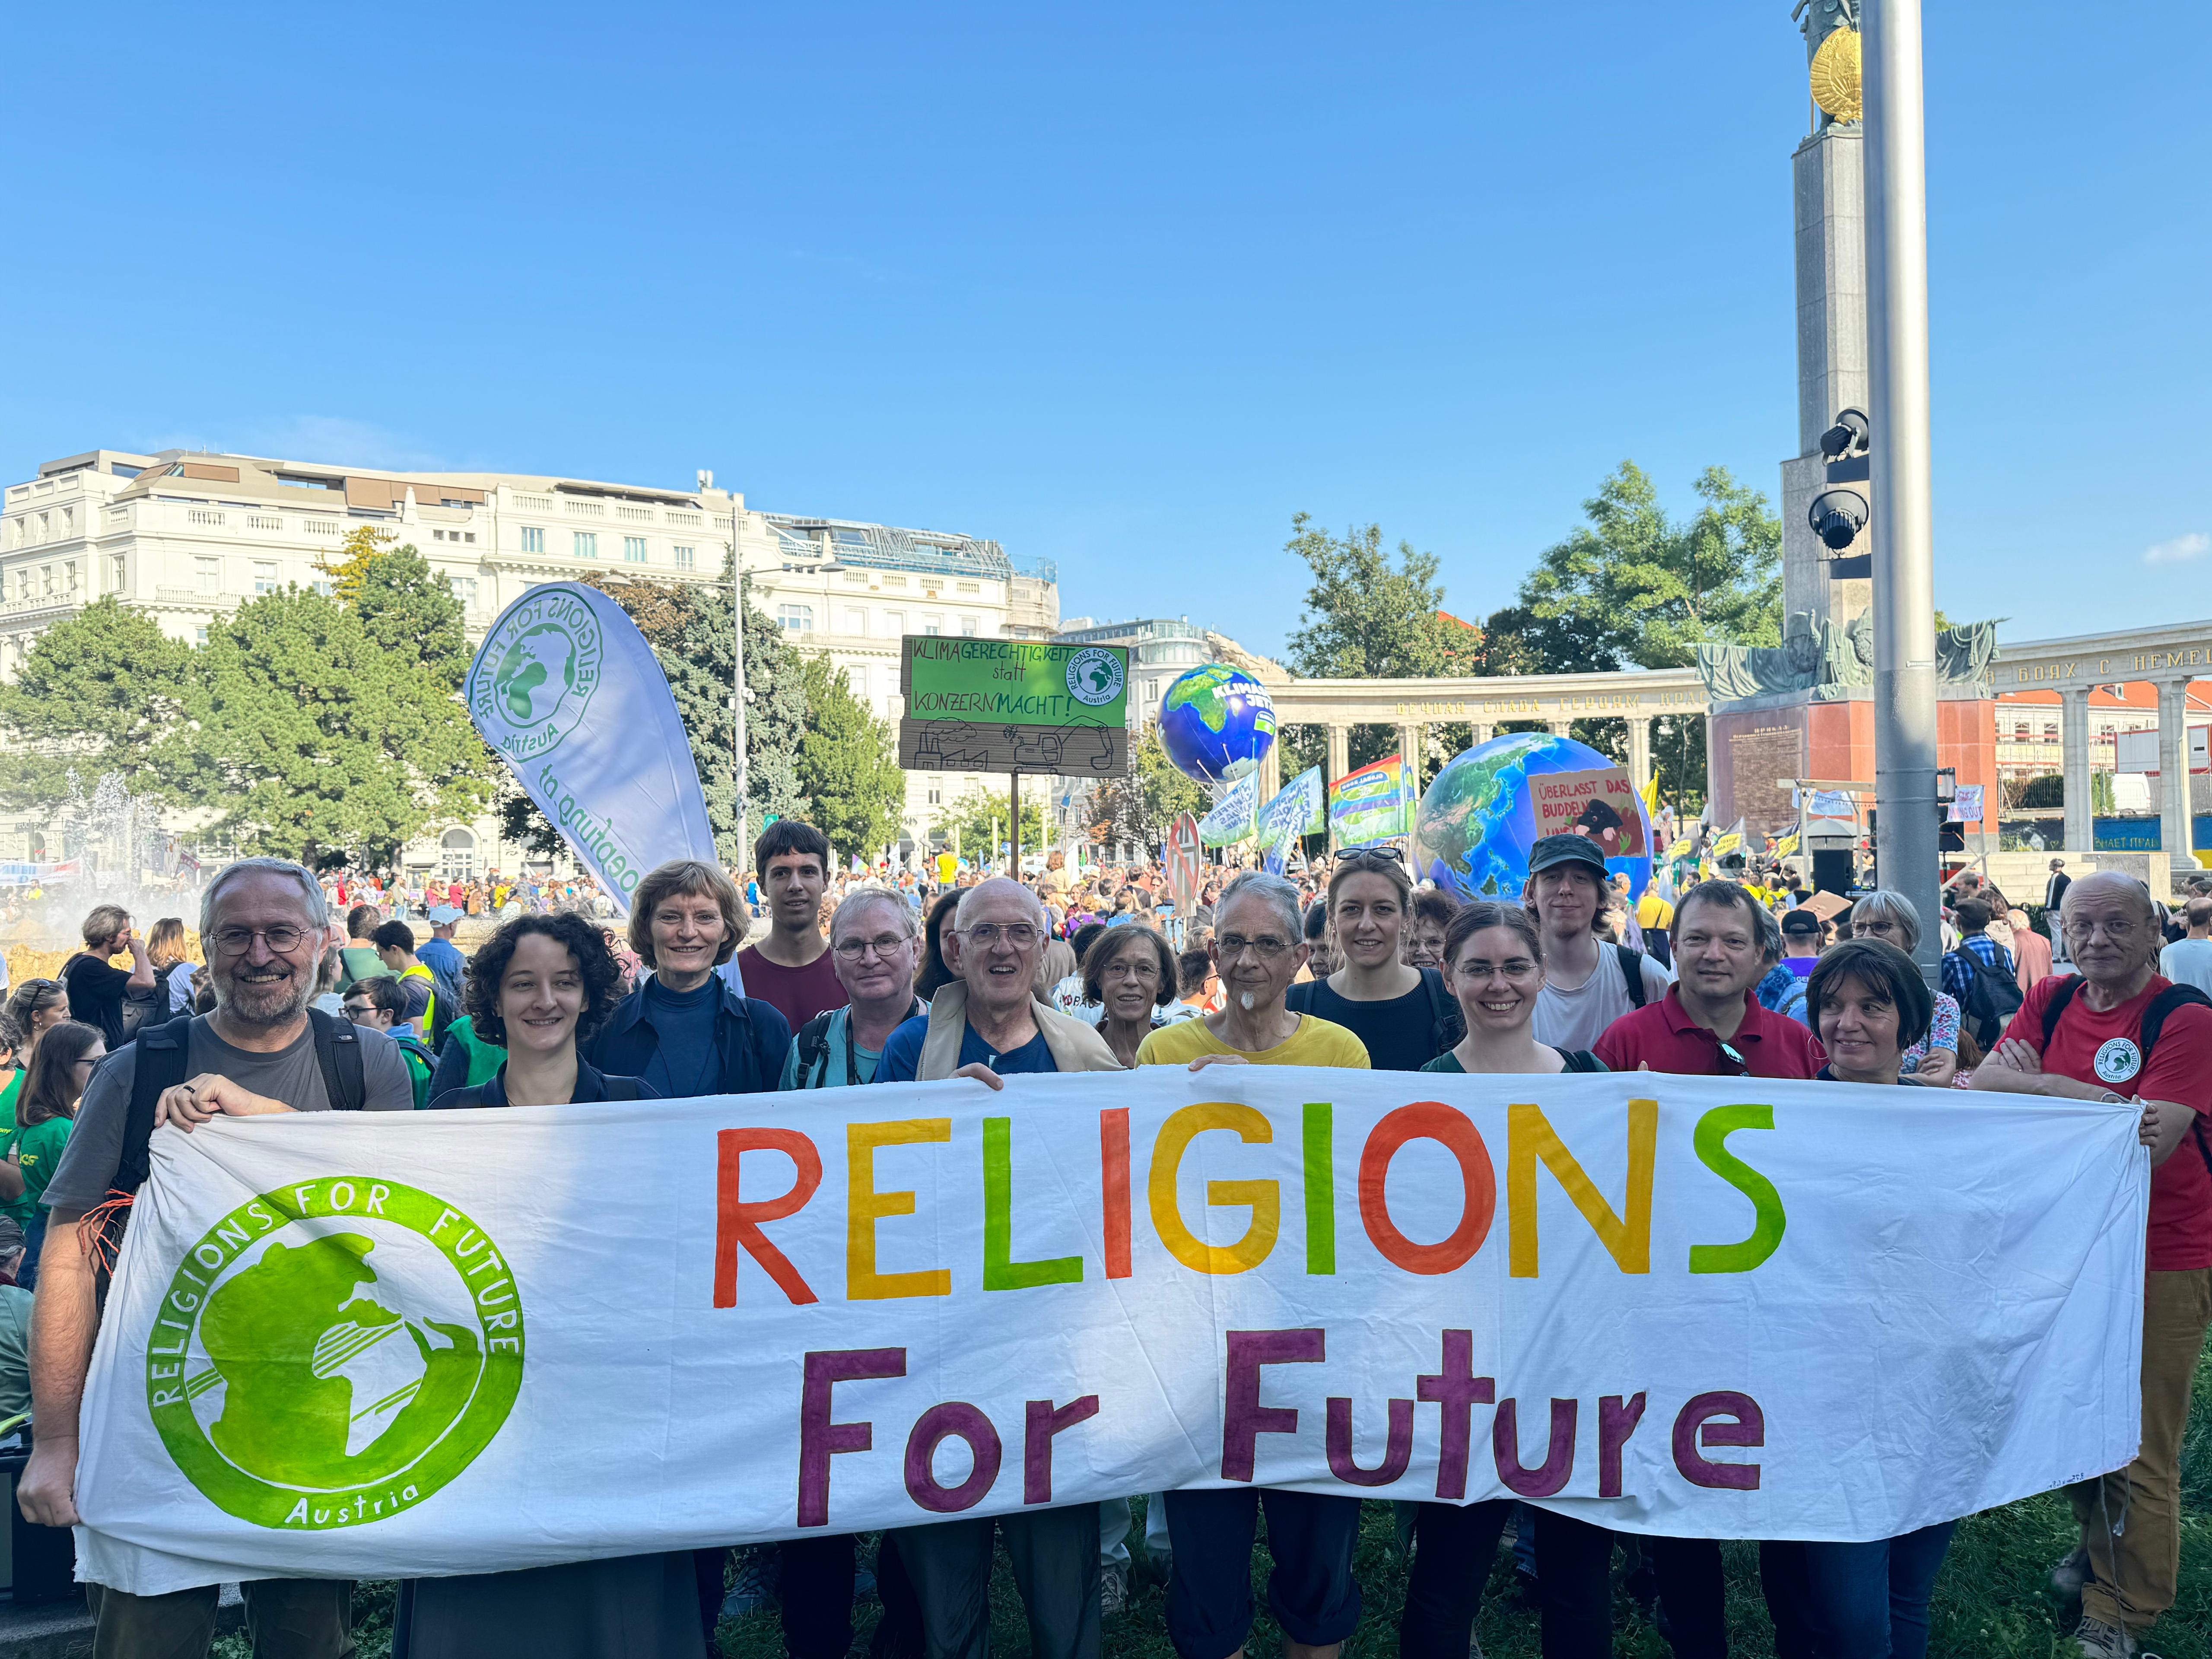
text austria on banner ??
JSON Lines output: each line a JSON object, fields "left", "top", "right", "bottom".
{"left": 75, "top": 1071, "right": 2145, "bottom": 1593}
{"left": 462, "top": 582, "right": 718, "bottom": 915}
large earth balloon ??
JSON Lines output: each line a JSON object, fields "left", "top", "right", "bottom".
{"left": 1412, "top": 731, "right": 1654, "bottom": 901}
{"left": 1158, "top": 664, "right": 1278, "bottom": 785}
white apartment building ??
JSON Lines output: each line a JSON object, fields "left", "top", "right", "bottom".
{"left": 0, "top": 447, "right": 1058, "bottom": 867}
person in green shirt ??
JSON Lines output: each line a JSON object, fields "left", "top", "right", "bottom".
{"left": 342, "top": 977, "right": 435, "bottom": 1109}
{"left": 0, "top": 1012, "right": 25, "bottom": 1139}
{"left": 3, "top": 1019, "right": 102, "bottom": 1237}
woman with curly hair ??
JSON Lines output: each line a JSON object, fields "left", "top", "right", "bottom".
{"left": 403, "top": 913, "right": 690, "bottom": 1658}
{"left": 425, "top": 912, "right": 650, "bottom": 1110}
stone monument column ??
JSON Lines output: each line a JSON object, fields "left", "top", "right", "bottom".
{"left": 2159, "top": 677, "right": 2194, "bottom": 873}
{"left": 1325, "top": 725, "right": 1350, "bottom": 789}
{"left": 1256, "top": 741, "right": 1282, "bottom": 809}
{"left": 1399, "top": 724, "right": 1426, "bottom": 793}
{"left": 1472, "top": 722, "right": 1494, "bottom": 747}
{"left": 2061, "top": 686, "right": 2093, "bottom": 855}
{"left": 1625, "top": 718, "right": 1652, "bottom": 799}
{"left": 1546, "top": 719, "right": 1572, "bottom": 740}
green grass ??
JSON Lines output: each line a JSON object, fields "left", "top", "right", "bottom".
{"left": 216, "top": 1351, "right": 2212, "bottom": 1659}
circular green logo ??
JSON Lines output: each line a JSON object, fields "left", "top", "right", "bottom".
{"left": 147, "top": 1179, "right": 524, "bottom": 1532}
{"left": 467, "top": 590, "right": 604, "bottom": 761}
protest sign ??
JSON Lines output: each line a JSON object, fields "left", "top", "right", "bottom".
{"left": 1329, "top": 754, "right": 1410, "bottom": 849}
{"left": 1531, "top": 767, "right": 1647, "bottom": 858}
{"left": 76, "top": 1072, "right": 2144, "bottom": 1594}
{"left": 897, "top": 638, "right": 1131, "bottom": 778}
{"left": 1199, "top": 774, "right": 1259, "bottom": 848}
{"left": 1258, "top": 767, "right": 1325, "bottom": 874}
{"left": 464, "top": 583, "right": 717, "bottom": 916}
{"left": 1164, "top": 813, "right": 1204, "bottom": 912}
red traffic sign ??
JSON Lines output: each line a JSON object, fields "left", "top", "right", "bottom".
{"left": 1165, "top": 813, "right": 1204, "bottom": 913}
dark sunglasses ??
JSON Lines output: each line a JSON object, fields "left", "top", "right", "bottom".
{"left": 1714, "top": 1040, "right": 1749, "bottom": 1077}
{"left": 1339, "top": 847, "right": 1407, "bottom": 866}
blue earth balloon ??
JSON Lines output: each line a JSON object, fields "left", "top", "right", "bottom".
{"left": 1158, "top": 664, "right": 1278, "bottom": 785}
{"left": 1411, "top": 731, "right": 1654, "bottom": 902}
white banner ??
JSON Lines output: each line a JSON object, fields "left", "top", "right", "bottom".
{"left": 1198, "top": 774, "right": 1259, "bottom": 848}
{"left": 76, "top": 1071, "right": 2145, "bottom": 1593}
{"left": 463, "top": 582, "right": 719, "bottom": 915}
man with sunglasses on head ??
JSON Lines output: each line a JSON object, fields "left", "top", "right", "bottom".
{"left": 1588, "top": 876, "right": 1821, "bottom": 1659}
{"left": 18, "top": 857, "right": 414, "bottom": 1658}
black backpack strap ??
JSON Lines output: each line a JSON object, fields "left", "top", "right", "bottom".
{"left": 2139, "top": 984, "right": 2212, "bottom": 1067}
{"left": 2040, "top": 975, "right": 2085, "bottom": 1050}
{"left": 1617, "top": 944, "right": 1648, "bottom": 1009}
{"left": 795, "top": 1011, "right": 837, "bottom": 1088}
{"left": 307, "top": 1008, "right": 367, "bottom": 1112}
{"left": 116, "top": 1014, "right": 197, "bottom": 1198}
{"left": 1418, "top": 967, "right": 1464, "bottom": 1054}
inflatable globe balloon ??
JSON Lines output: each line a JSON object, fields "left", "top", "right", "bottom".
{"left": 1411, "top": 731, "right": 1654, "bottom": 902}
{"left": 1158, "top": 664, "right": 1278, "bottom": 785}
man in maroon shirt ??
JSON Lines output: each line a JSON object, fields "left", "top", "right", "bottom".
{"left": 1593, "top": 880, "right": 1824, "bottom": 1079}
{"left": 1588, "top": 878, "right": 1821, "bottom": 1657}
{"left": 1972, "top": 871, "right": 2212, "bottom": 1659}
{"left": 735, "top": 820, "right": 846, "bottom": 1034}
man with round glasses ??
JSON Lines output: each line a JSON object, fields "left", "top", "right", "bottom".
{"left": 19, "top": 857, "right": 413, "bottom": 1654}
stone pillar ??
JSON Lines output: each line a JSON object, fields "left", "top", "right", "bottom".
{"left": 1625, "top": 718, "right": 1652, "bottom": 799}
{"left": 1472, "top": 723, "right": 1495, "bottom": 748}
{"left": 2159, "top": 678, "right": 2194, "bottom": 874}
{"left": 1325, "top": 724, "right": 1350, "bottom": 788}
{"left": 2061, "top": 686, "right": 2093, "bottom": 855}
{"left": 1399, "top": 724, "right": 1425, "bottom": 795}
{"left": 1257, "top": 739, "right": 1281, "bottom": 808}
{"left": 1547, "top": 720, "right": 1572, "bottom": 739}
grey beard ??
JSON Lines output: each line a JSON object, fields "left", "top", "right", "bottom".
{"left": 214, "top": 970, "right": 314, "bottom": 1028}
{"left": 1238, "top": 990, "right": 1258, "bottom": 1011}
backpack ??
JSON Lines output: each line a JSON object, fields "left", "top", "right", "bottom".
{"left": 1613, "top": 944, "right": 1651, "bottom": 1010}
{"left": 791, "top": 1001, "right": 923, "bottom": 1089}
{"left": 1416, "top": 966, "right": 1467, "bottom": 1055}
{"left": 390, "top": 1030, "right": 438, "bottom": 1110}
{"left": 86, "top": 1010, "right": 365, "bottom": 1295}
{"left": 423, "top": 960, "right": 464, "bottom": 1049}
{"left": 62, "top": 953, "right": 163, "bottom": 1039}
{"left": 2039, "top": 976, "right": 2212, "bottom": 1176}
{"left": 1948, "top": 945, "right": 2026, "bottom": 1050}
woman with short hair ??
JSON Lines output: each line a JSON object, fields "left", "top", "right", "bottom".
{"left": 1081, "top": 925, "right": 1187, "bottom": 1067}
{"left": 1840, "top": 890, "right": 1959, "bottom": 1085}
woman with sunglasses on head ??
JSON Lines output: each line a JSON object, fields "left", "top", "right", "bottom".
{"left": 1287, "top": 848, "right": 1462, "bottom": 1070}
{"left": 4, "top": 981, "right": 70, "bottom": 1070}
{"left": 1399, "top": 902, "right": 1609, "bottom": 1657}
{"left": 0, "top": 1020, "right": 103, "bottom": 1288}
{"left": 1836, "top": 890, "right": 1959, "bottom": 1085}
{"left": 406, "top": 912, "right": 695, "bottom": 1658}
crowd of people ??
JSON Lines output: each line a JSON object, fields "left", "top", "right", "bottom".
{"left": 0, "top": 821, "right": 2202, "bottom": 1659}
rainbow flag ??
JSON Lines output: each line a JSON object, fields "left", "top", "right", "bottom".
{"left": 1330, "top": 754, "right": 1411, "bottom": 849}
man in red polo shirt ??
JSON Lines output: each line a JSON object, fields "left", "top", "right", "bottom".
{"left": 1586, "top": 877, "right": 1822, "bottom": 1656}
{"left": 1593, "top": 879, "right": 1825, "bottom": 1079}
{"left": 1971, "top": 871, "right": 2212, "bottom": 1659}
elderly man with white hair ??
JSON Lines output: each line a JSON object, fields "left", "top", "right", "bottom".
{"left": 17, "top": 856, "right": 416, "bottom": 1657}
{"left": 782, "top": 887, "right": 927, "bottom": 1089}
{"left": 1973, "top": 870, "right": 2212, "bottom": 1659}
{"left": 871, "top": 874, "right": 1118, "bottom": 1659}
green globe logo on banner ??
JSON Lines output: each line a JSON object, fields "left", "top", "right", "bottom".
{"left": 1065, "top": 647, "right": 1126, "bottom": 707}
{"left": 466, "top": 591, "right": 605, "bottom": 762}
{"left": 147, "top": 1180, "right": 524, "bottom": 1531}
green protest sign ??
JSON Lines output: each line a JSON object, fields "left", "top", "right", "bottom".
{"left": 898, "top": 637, "right": 1131, "bottom": 777}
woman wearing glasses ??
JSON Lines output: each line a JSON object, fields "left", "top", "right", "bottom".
{"left": 1835, "top": 890, "right": 1959, "bottom": 1085}
{"left": 1399, "top": 903, "right": 1610, "bottom": 1657}
{"left": 1080, "top": 925, "right": 1190, "bottom": 1069}
{"left": 1286, "top": 849, "right": 1460, "bottom": 1070}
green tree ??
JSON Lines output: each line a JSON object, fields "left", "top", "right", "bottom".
{"left": 934, "top": 782, "right": 1043, "bottom": 862}
{"left": 796, "top": 655, "right": 906, "bottom": 861}
{"left": 1284, "top": 514, "right": 1488, "bottom": 680}
{"left": 314, "top": 524, "right": 393, "bottom": 607}
{"left": 1090, "top": 727, "right": 1211, "bottom": 851}
{"left": 1503, "top": 462, "right": 1783, "bottom": 672}
{"left": 353, "top": 541, "right": 471, "bottom": 683}
{"left": 0, "top": 597, "right": 193, "bottom": 810}
{"left": 166, "top": 588, "right": 489, "bottom": 867}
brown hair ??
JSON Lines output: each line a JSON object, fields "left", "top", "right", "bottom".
{"left": 146, "top": 918, "right": 190, "bottom": 969}
{"left": 1410, "top": 888, "right": 1458, "bottom": 930}
{"left": 1081, "top": 925, "right": 1178, "bottom": 1011}
{"left": 79, "top": 905, "right": 130, "bottom": 950}
{"left": 627, "top": 860, "right": 747, "bottom": 969}
{"left": 915, "top": 889, "right": 963, "bottom": 1001}
{"left": 1441, "top": 901, "right": 1545, "bottom": 969}
{"left": 21, "top": 1020, "right": 102, "bottom": 1128}
{"left": 1327, "top": 850, "right": 1414, "bottom": 915}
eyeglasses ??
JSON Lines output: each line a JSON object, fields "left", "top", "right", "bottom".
{"left": 212, "top": 925, "right": 310, "bottom": 955}
{"left": 1714, "top": 1040, "right": 1748, "bottom": 1077}
{"left": 1217, "top": 934, "right": 1293, "bottom": 960}
{"left": 342, "top": 1003, "right": 379, "bottom": 1022}
{"left": 833, "top": 934, "right": 913, "bottom": 960}
{"left": 959, "top": 923, "right": 1039, "bottom": 947}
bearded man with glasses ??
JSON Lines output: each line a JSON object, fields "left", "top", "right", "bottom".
{"left": 17, "top": 857, "right": 414, "bottom": 1657}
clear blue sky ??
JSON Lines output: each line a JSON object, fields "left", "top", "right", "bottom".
{"left": 4, "top": 2, "right": 2203, "bottom": 656}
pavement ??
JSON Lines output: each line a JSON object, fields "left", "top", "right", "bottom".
{"left": 0, "top": 1584, "right": 242, "bottom": 1657}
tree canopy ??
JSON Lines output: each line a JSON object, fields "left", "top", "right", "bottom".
{"left": 0, "top": 597, "right": 191, "bottom": 810}
{"left": 1283, "top": 514, "right": 1487, "bottom": 680}
{"left": 1089, "top": 727, "right": 1211, "bottom": 852}
{"left": 796, "top": 655, "right": 906, "bottom": 862}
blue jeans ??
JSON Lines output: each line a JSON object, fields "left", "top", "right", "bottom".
{"left": 1791, "top": 1522, "right": 1957, "bottom": 1659}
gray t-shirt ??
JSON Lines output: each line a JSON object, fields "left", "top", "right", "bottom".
{"left": 2160, "top": 938, "right": 2212, "bottom": 999}
{"left": 42, "top": 1016, "right": 414, "bottom": 1215}
{"left": 1533, "top": 945, "right": 1676, "bottom": 1053}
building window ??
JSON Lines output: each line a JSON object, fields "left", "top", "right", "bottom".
{"left": 440, "top": 826, "right": 478, "bottom": 882}
{"left": 624, "top": 537, "right": 648, "bottom": 563}
{"left": 882, "top": 610, "right": 904, "bottom": 637}
{"left": 923, "top": 613, "right": 942, "bottom": 636}
{"left": 313, "top": 579, "right": 335, "bottom": 597}
{"left": 195, "top": 627, "right": 208, "bottom": 646}
{"left": 960, "top": 614, "right": 979, "bottom": 636}
{"left": 520, "top": 526, "right": 544, "bottom": 554}
{"left": 195, "top": 556, "right": 220, "bottom": 594}
{"left": 843, "top": 607, "right": 867, "bottom": 636}
{"left": 573, "top": 531, "right": 598, "bottom": 559}
{"left": 673, "top": 545, "right": 695, "bottom": 570}
{"left": 452, "top": 577, "right": 479, "bottom": 609}
{"left": 110, "top": 553, "right": 125, "bottom": 591}
{"left": 464, "top": 532, "right": 477, "bottom": 543}
{"left": 432, "top": 529, "right": 445, "bottom": 541}
{"left": 253, "top": 562, "right": 279, "bottom": 596}
{"left": 40, "top": 565, "right": 53, "bottom": 596}
{"left": 64, "top": 562, "right": 78, "bottom": 594}
{"left": 777, "top": 604, "right": 814, "bottom": 634}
